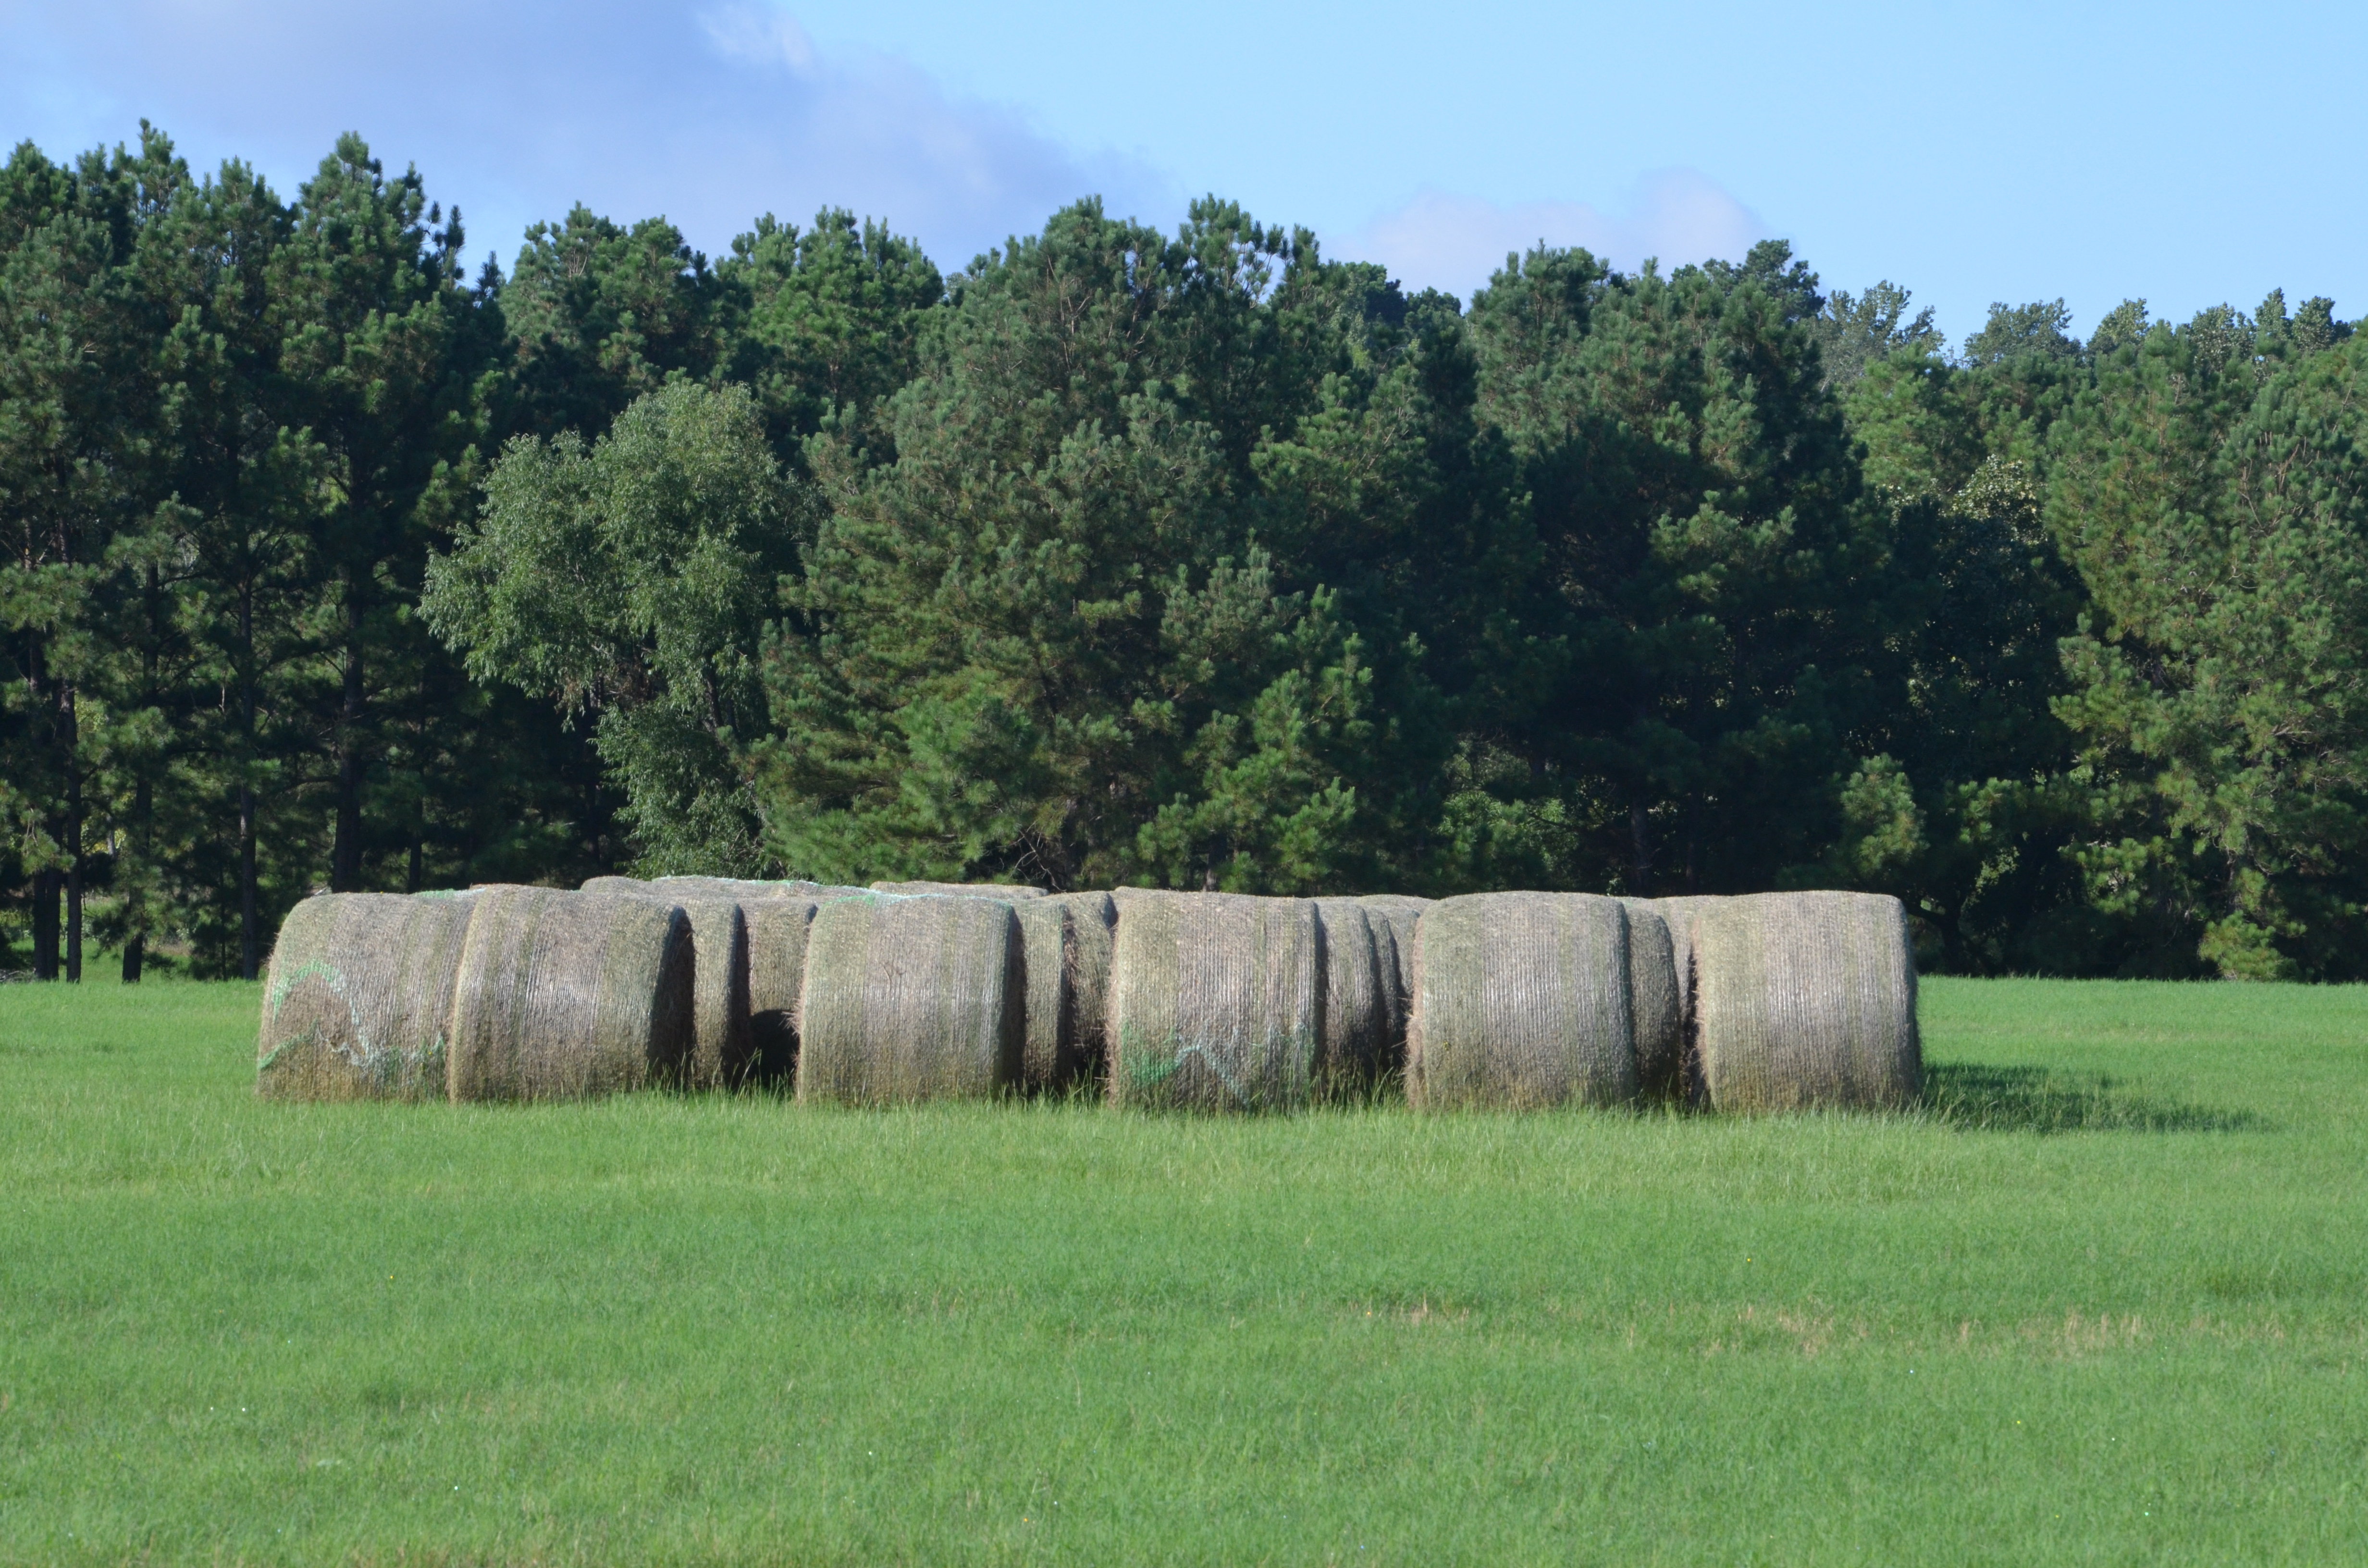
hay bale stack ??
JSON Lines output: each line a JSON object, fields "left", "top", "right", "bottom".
{"left": 796, "top": 894, "right": 1023, "bottom": 1104}
{"left": 447, "top": 886, "right": 695, "bottom": 1101}
{"left": 869, "top": 880, "right": 1047, "bottom": 899}
{"left": 1617, "top": 901, "right": 1684, "bottom": 1098}
{"left": 1313, "top": 898, "right": 1390, "bottom": 1088}
{"left": 1012, "top": 896, "right": 1074, "bottom": 1090}
{"left": 741, "top": 896, "right": 822, "bottom": 1084}
{"left": 584, "top": 874, "right": 864, "bottom": 901}
{"left": 1406, "top": 892, "right": 1637, "bottom": 1110}
{"left": 571, "top": 887, "right": 752, "bottom": 1090}
{"left": 1107, "top": 891, "right": 1320, "bottom": 1113}
{"left": 256, "top": 892, "right": 477, "bottom": 1100}
{"left": 1690, "top": 891, "right": 1919, "bottom": 1114}
{"left": 1047, "top": 891, "right": 1117, "bottom": 1078}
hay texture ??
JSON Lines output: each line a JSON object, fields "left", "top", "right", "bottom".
{"left": 1313, "top": 898, "right": 1390, "bottom": 1088}
{"left": 256, "top": 893, "right": 476, "bottom": 1100}
{"left": 1011, "top": 896, "right": 1074, "bottom": 1090}
{"left": 869, "top": 880, "right": 1046, "bottom": 899}
{"left": 1107, "top": 891, "right": 1320, "bottom": 1113}
{"left": 796, "top": 894, "right": 1023, "bottom": 1104}
{"left": 1690, "top": 891, "right": 1920, "bottom": 1114}
{"left": 741, "top": 896, "right": 821, "bottom": 1083}
{"left": 1048, "top": 891, "right": 1118, "bottom": 1077}
{"left": 1618, "top": 901, "right": 1684, "bottom": 1098}
{"left": 584, "top": 874, "right": 864, "bottom": 901}
{"left": 446, "top": 886, "right": 695, "bottom": 1101}
{"left": 1406, "top": 892, "right": 1636, "bottom": 1110}
{"left": 1633, "top": 895, "right": 1723, "bottom": 1020}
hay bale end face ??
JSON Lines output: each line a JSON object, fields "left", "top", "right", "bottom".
{"left": 257, "top": 893, "right": 476, "bottom": 1101}
{"left": 742, "top": 896, "right": 822, "bottom": 1086}
{"left": 446, "top": 886, "right": 696, "bottom": 1102}
{"left": 1690, "top": 891, "right": 1920, "bottom": 1114}
{"left": 1406, "top": 892, "right": 1637, "bottom": 1111}
{"left": 1313, "top": 899, "right": 1389, "bottom": 1089}
{"left": 1618, "top": 901, "right": 1684, "bottom": 1098}
{"left": 869, "top": 880, "right": 1048, "bottom": 899}
{"left": 1047, "top": 891, "right": 1117, "bottom": 1081}
{"left": 1107, "top": 891, "right": 1320, "bottom": 1113}
{"left": 796, "top": 894, "right": 1023, "bottom": 1105}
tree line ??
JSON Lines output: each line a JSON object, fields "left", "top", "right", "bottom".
{"left": 6, "top": 125, "right": 2363, "bottom": 981}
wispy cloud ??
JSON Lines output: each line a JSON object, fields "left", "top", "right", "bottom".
{"left": 0, "top": 0, "right": 1172, "bottom": 272}
{"left": 1333, "top": 170, "right": 1769, "bottom": 301}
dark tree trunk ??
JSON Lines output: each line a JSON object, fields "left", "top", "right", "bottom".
{"left": 330, "top": 581, "right": 366, "bottom": 892}
{"left": 32, "top": 868, "right": 60, "bottom": 980}
{"left": 1628, "top": 797, "right": 1655, "bottom": 898}
{"left": 64, "top": 685, "right": 81, "bottom": 983}
{"left": 122, "top": 933, "right": 144, "bottom": 984}
{"left": 239, "top": 782, "right": 259, "bottom": 982}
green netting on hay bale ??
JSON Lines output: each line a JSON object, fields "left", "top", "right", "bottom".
{"left": 1107, "top": 891, "right": 1319, "bottom": 1114}
{"left": 256, "top": 892, "right": 477, "bottom": 1101}
{"left": 1616, "top": 900, "right": 1684, "bottom": 1099}
{"left": 1313, "top": 899, "right": 1389, "bottom": 1089}
{"left": 447, "top": 886, "right": 696, "bottom": 1101}
{"left": 742, "top": 896, "right": 822, "bottom": 1085}
{"left": 868, "top": 880, "right": 1048, "bottom": 899}
{"left": 1690, "top": 891, "right": 1919, "bottom": 1114}
{"left": 796, "top": 894, "right": 1023, "bottom": 1104}
{"left": 1406, "top": 892, "right": 1637, "bottom": 1111}
{"left": 1047, "top": 891, "right": 1117, "bottom": 1079}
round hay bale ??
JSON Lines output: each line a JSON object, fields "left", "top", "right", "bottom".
{"left": 447, "top": 886, "right": 696, "bottom": 1101}
{"left": 796, "top": 894, "right": 1023, "bottom": 1104}
{"left": 1313, "top": 898, "right": 1389, "bottom": 1089}
{"left": 1011, "top": 897, "right": 1076, "bottom": 1090}
{"left": 257, "top": 892, "right": 476, "bottom": 1100}
{"left": 1107, "top": 891, "right": 1320, "bottom": 1114}
{"left": 1048, "top": 891, "right": 1117, "bottom": 1080}
{"left": 869, "top": 880, "right": 1047, "bottom": 899}
{"left": 569, "top": 888, "right": 752, "bottom": 1090}
{"left": 1406, "top": 892, "right": 1637, "bottom": 1111}
{"left": 1690, "top": 891, "right": 1919, "bottom": 1114}
{"left": 1618, "top": 901, "right": 1684, "bottom": 1099}
{"left": 1636, "top": 895, "right": 1723, "bottom": 1021}
{"left": 742, "top": 896, "right": 822, "bottom": 1086}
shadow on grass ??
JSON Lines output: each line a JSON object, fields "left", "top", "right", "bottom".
{"left": 1922, "top": 1062, "right": 2265, "bottom": 1134}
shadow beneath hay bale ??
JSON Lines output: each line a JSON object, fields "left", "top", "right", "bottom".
{"left": 1921, "top": 1062, "right": 2266, "bottom": 1134}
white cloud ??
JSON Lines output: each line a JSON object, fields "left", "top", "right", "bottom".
{"left": 1334, "top": 170, "right": 1769, "bottom": 301}
{"left": 0, "top": 0, "right": 1172, "bottom": 274}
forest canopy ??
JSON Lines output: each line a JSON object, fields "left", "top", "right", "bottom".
{"left": 5, "top": 125, "right": 2362, "bottom": 981}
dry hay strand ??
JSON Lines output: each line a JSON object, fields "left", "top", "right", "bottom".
{"left": 257, "top": 892, "right": 477, "bottom": 1100}
{"left": 447, "top": 886, "right": 696, "bottom": 1101}
{"left": 1617, "top": 901, "right": 1684, "bottom": 1098}
{"left": 1690, "top": 891, "right": 1920, "bottom": 1114}
{"left": 1313, "top": 898, "right": 1390, "bottom": 1089}
{"left": 869, "top": 880, "right": 1047, "bottom": 899}
{"left": 796, "top": 894, "right": 1023, "bottom": 1104}
{"left": 1107, "top": 891, "right": 1320, "bottom": 1113}
{"left": 1048, "top": 891, "right": 1117, "bottom": 1081}
{"left": 742, "top": 896, "right": 822, "bottom": 1085}
{"left": 1406, "top": 892, "right": 1637, "bottom": 1111}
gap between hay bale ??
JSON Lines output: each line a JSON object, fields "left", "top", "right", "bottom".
{"left": 256, "top": 892, "right": 477, "bottom": 1101}
{"left": 1012, "top": 897, "right": 1074, "bottom": 1090}
{"left": 796, "top": 894, "right": 1023, "bottom": 1104}
{"left": 1690, "top": 891, "right": 1920, "bottom": 1114}
{"left": 447, "top": 886, "right": 695, "bottom": 1101}
{"left": 1047, "top": 891, "right": 1117, "bottom": 1087}
{"left": 1313, "top": 898, "right": 1389, "bottom": 1090}
{"left": 1617, "top": 900, "right": 1684, "bottom": 1099}
{"left": 1107, "top": 891, "right": 1319, "bottom": 1114}
{"left": 744, "top": 897, "right": 822, "bottom": 1087}
{"left": 1406, "top": 891, "right": 1637, "bottom": 1111}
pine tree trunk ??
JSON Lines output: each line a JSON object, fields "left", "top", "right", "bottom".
{"left": 64, "top": 685, "right": 81, "bottom": 983}
{"left": 122, "top": 933, "right": 144, "bottom": 984}
{"left": 330, "top": 576, "right": 366, "bottom": 892}
{"left": 32, "top": 868, "right": 60, "bottom": 980}
{"left": 239, "top": 782, "right": 259, "bottom": 983}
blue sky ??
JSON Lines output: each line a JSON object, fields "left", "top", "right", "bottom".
{"left": 5, "top": 0, "right": 2362, "bottom": 344}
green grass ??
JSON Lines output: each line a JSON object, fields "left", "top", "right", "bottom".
{"left": 1, "top": 975, "right": 2363, "bottom": 1565}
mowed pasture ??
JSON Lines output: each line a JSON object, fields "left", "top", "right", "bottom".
{"left": 1, "top": 975, "right": 2363, "bottom": 1565}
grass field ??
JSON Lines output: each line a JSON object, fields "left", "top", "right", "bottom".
{"left": 1, "top": 972, "right": 2363, "bottom": 1565}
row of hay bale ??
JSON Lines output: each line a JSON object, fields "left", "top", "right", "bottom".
{"left": 257, "top": 881, "right": 1918, "bottom": 1113}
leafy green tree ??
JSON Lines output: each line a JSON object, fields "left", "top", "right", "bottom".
{"left": 425, "top": 379, "right": 796, "bottom": 874}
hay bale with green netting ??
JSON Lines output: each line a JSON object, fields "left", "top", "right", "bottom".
{"left": 741, "top": 896, "right": 821, "bottom": 1084}
{"left": 869, "top": 880, "right": 1047, "bottom": 899}
{"left": 1107, "top": 891, "right": 1320, "bottom": 1113}
{"left": 1048, "top": 891, "right": 1117, "bottom": 1079}
{"left": 1690, "top": 891, "right": 1919, "bottom": 1114}
{"left": 1618, "top": 901, "right": 1684, "bottom": 1099}
{"left": 796, "top": 894, "right": 1023, "bottom": 1104}
{"left": 1313, "top": 898, "right": 1390, "bottom": 1089}
{"left": 1012, "top": 896, "right": 1074, "bottom": 1090}
{"left": 447, "top": 886, "right": 695, "bottom": 1101}
{"left": 257, "top": 892, "right": 478, "bottom": 1101}
{"left": 1406, "top": 892, "right": 1636, "bottom": 1110}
